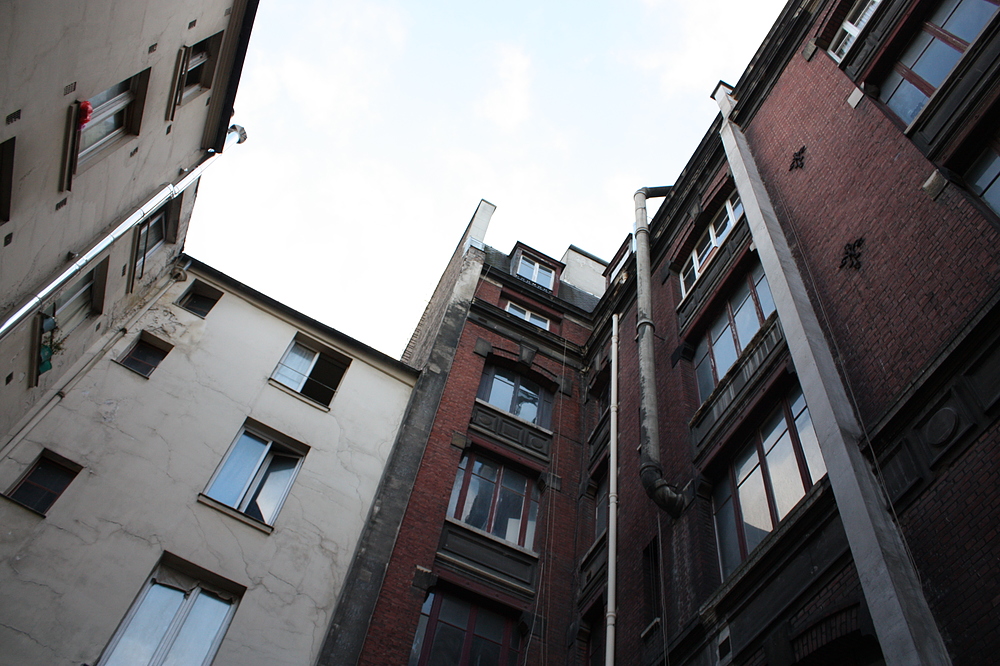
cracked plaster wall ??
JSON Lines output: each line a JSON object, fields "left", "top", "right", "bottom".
{"left": 0, "top": 269, "right": 416, "bottom": 665}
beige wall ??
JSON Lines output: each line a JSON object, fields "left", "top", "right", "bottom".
{"left": 0, "top": 266, "right": 416, "bottom": 665}
{"left": 0, "top": 0, "right": 250, "bottom": 435}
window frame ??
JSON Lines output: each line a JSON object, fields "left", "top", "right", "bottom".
{"left": 516, "top": 255, "right": 555, "bottom": 290}
{"left": 167, "top": 32, "right": 225, "bottom": 120}
{"left": 118, "top": 333, "right": 172, "bottom": 377}
{"left": 204, "top": 427, "right": 306, "bottom": 526}
{"left": 130, "top": 212, "right": 167, "bottom": 292}
{"left": 876, "top": 0, "right": 1000, "bottom": 126}
{"left": 505, "top": 302, "right": 550, "bottom": 330}
{"left": 447, "top": 450, "right": 541, "bottom": 550}
{"left": 270, "top": 338, "right": 351, "bottom": 407}
{"left": 5, "top": 451, "right": 80, "bottom": 515}
{"left": 692, "top": 262, "right": 776, "bottom": 403}
{"left": 477, "top": 364, "right": 554, "bottom": 429}
{"left": 712, "top": 386, "right": 826, "bottom": 580}
{"left": 679, "top": 192, "right": 745, "bottom": 300}
{"left": 177, "top": 280, "right": 223, "bottom": 318}
{"left": 829, "top": 0, "right": 885, "bottom": 62}
{"left": 95, "top": 563, "right": 239, "bottom": 666}
{"left": 408, "top": 591, "right": 521, "bottom": 666}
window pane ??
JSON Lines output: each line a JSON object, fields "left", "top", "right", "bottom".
{"left": 711, "top": 323, "right": 739, "bottom": 379}
{"left": 472, "top": 457, "right": 498, "bottom": 482}
{"left": 732, "top": 288, "right": 761, "bottom": 351}
{"left": 713, "top": 479, "right": 741, "bottom": 579}
{"left": 273, "top": 343, "right": 315, "bottom": 391}
{"left": 766, "top": 431, "right": 805, "bottom": 520}
{"left": 695, "top": 338, "right": 716, "bottom": 402}
{"left": 461, "top": 475, "right": 495, "bottom": 530}
{"left": 161, "top": 591, "right": 231, "bottom": 666}
{"left": 427, "top": 623, "right": 465, "bottom": 666}
{"left": 536, "top": 265, "right": 554, "bottom": 288}
{"left": 940, "top": 0, "right": 997, "bottom": 42}
{"left": 10, "top": 459, "right": 76, "bottom": 513}
{"left": 408, "top": 614, "right": 429, "bottom": 666}
{"left": 738, "top": 465, "right": 772, "bottom": 553}
{"left": 796, "top": 407, "right": 827, "bottom": 482}
{"left": 885, "top": 75, "right": 929, "bottom": 125}
{"left": 80, "top": 111, "right": 125, "bottom": 152}
{"left": 491, "top": 487, "right": 524, "bottom": 543}
{"left": 759, "top": 408, "right": 788, "bottom": 455}
{"left": 487, "top": 370, "right": 516, "bottom": 413}
{"left": 244, "top": 454, "right": 298, "bottom": 524}
{"left": 524, "top": 498, "right": 538, "bottom": 550}
{"left": 122, "top": 341, "right": 168, "bottom": 377}
{"left": 439, "top": 595, "right": 471, "bottom": 628}
{"left": 514, "top": 382, "right": 540, "bottom": 423}
{"left": 755, "top": 273, "right": 776, "bottom": 319}
{"left": 103, "top": 584, "right": 185, "bottom": 666}
{"left": 302, "top": 352, "right": 346, "bottom": 405}
{"left": 448, "top": 466, "right": 466, "bottom": 519}
{"left": 911, "top": 38, "right": 963, "bottom": 89}
{"left": 517, "top": 258, "right": 535, "bottom": 281}
{"left": 469, "top": 636, "right": 502, "bottom": 666}
{"left": 475, "top": 608, "right": 506, "bottom": 641}
{"left": 500, "top": 468, "right": 527, "bottom": 493}
{"left": 967, "top": 147, "right": 1000, "bottom": 196}
{"left": 207, "top": 432, "right": 269, "bottom": 507}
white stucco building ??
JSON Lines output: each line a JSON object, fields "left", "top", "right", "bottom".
{"left": 0, "top": 258, "right": 417, "bottom": 665}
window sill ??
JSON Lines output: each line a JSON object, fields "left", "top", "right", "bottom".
{"left": 196, "top": 493, "right": 274, "bottom": 534}
{"left": 266, "top": 378, "right": 332, "bottom": 412}
{"left": 473, "top": 398, "right": 553, "bottom": 435}
{"left": 114, "top": 359, "right": 152, "bottom": 378}
{"left": 444, "top": 516, "right": 539, "bottom": 558}
{"left": 0, "top": 493, "right": 47, "bottom": 517}
{"left": 76, "top": 133, "right": 136, "bottom": 175}
{"left": 640, "top": 617, "right": 661, "bottom": 641}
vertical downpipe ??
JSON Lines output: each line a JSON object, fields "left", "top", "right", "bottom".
{"left": 605, "top": 314, "right": 620, "bottom": 666}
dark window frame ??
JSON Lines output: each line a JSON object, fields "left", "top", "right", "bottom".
{"left": 118, "top": 333, "right": 172, "bottom": 377}
{"left": 408, "top": 591, "right": 521, "bottom": 666}
{"left": 5, "top": 451, "right": 80, "bottom": 514}
{"left": 271, "top": 338, "right": 351, "bottom": 407}
{"left": 447, "top": 450, "right": 540, "bottom": 550}
{"left": 477, "top": 364, "right": 554, "bottom": 429}
{"left": 177, "top": 280, "right": 224, "bottom": 318}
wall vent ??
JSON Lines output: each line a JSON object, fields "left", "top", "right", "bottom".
{"left": 5, "top": 110, "right": 20, "bottom": 125}
{"left": 63, "top": 82, "right": 76, "bottom": 95}
{"left": 55, "top": 198, "right": 68, "bottom": 211}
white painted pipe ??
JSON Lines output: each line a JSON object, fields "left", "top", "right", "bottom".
{"left": 605, "top": 314, "right": 620, "bottom": 666}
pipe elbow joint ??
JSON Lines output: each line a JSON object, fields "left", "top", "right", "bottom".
{"left": 640, "top": 467, "right": 686, "bottom": 519}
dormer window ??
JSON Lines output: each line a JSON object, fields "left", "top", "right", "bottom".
{"left": 517, "top": 255, "right": 554, "bottom": 289}
{"left": 680, "top": 192, "right": 744, "bottom": 299}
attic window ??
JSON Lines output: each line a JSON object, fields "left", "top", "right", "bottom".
{"left": 517, "top": 255, "right": 554, "bottom": 289}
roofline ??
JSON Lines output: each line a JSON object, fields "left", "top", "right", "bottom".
{"left": 181, "top": 255, "right": 418, "bottom": 376}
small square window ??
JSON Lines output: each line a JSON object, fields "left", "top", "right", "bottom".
{"left": 205, "top": 428, "right": 306, "bottom": 525}
{"left": 272, "top": 339, "right": 350, "bottom": 406}
{"left": 178, "top": 280, "right": 223, "bottom": 317}
{"left": 6, "top": 452, "right": 80, "bottom": 514}
{"left": 118, "top": 333, "right": 172, "bottom": 377}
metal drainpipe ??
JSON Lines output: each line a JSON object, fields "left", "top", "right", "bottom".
{"left": 605, "top": 313, "right": 620, "bottom": 666}
{"left": 634, "top": 187, "right": 685, "bottom": 518}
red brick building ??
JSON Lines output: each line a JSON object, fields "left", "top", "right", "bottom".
{"left": 319, "top": 0, "right": 1000, "bottom": 664}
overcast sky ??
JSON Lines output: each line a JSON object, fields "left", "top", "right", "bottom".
{"left": 186, "top": 0, "right": 790, "bottom": 358}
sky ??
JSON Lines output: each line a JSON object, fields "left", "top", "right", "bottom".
{"left": 186, "top": 0, "right": 791, "bottom": 358}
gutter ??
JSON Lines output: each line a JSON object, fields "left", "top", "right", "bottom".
{"left": 633, "top": 187, "right": 686, "bottom": 517}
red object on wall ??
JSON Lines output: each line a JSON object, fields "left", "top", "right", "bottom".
{"left": 78, "top": 100, "right": 93, "bottom": 129}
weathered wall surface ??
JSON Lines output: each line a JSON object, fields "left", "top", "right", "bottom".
{"left": 0, "top": 267, "right": 415, "bottom": 665}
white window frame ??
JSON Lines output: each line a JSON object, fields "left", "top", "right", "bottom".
{"left": 51, "top": 269, "right": 96, "bottom": 334}
{"left": 272, "top": 341, "right": 319, "bottom": 392}
{"left": 506, "top": 302, "right": 550, "bottom": 330}
{"left": 516, "top": 255, "right": 555, "bottom": 289}
{"left": 204, "top": 428, "right": 305, "bottom": 526}
{"left": 829, "top": 0, "right": 883, "bottom": 62}
{"left": 96, "top": 566, "right": 239, "bottom": 666}
{"left": 679, "top": 192, "right": 744, "bottom": 300}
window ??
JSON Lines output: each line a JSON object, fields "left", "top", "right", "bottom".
{"left": 829, "top": 0, "right": 884, "bottom": 61}
{"left": 49, "top": 267, "right": 100, "bottom": 334}
{"left": 168, "top": 32, "right": 224, "bottom": 119}
{"left": 131, "top": 213, "right": 166, "bottom": 291}
{"left": 878, "top": 0, "right": 1000, "bottom": 125}
{"left": 408, "top": 592, "right": 521, "bottom": 666}
{"left": 447, "top": 451, "right": 540, "bottom": 550}
{"left": 965, "top": 135, "right": 1000, "bottom": 214}
{"left": 177, "top": 280, "right": 223, "bottom": 317}
{"left": 505, "top": 302, "right": 550, "bottom": 330}
{"left": 6, "top": 452, "right": 79, "bottom": 514}
{"left": 119, "top": 334, "right": 171, "bottom": 377}
{"left": 593, "top": 474, "right": 609, "bottom": 541}
{"left": 96, "top": 563, "right": 239, "bottom": 666}
{"left": 642, "top": 539, "right": 663, "bottom": 627}
{"left": 271, "top": 340, "right": 350, "bottom": 406}
{"left": 713, "top": 385, "right": 826, "bottom": 579}
{"left": 679, "top": 192, "right": 745, "bottom": 299}
{"left": 1, "top": 136, "right": 13, "bottom": 223}
{"left": 478, "top": 365, "right": 554, "bottom": 428}
{"left": 693, "top": 261, "right": 776, "bottom": 403}
{"left": 205, "top": 429, "right": 305, "bottom": 525}
{"left": 516, "top": 255, "right": 554, "bottom": 289}
{"left": 76, "top": 71, "right": 148, "bottom": 166}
